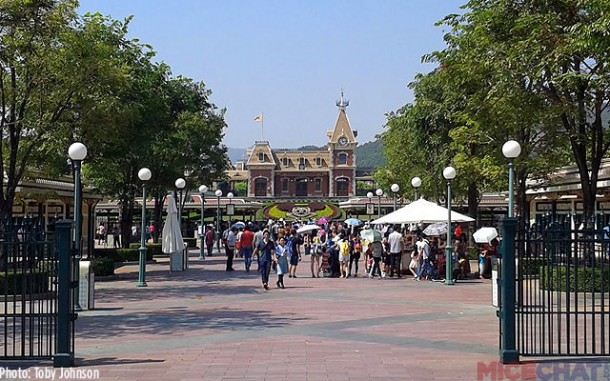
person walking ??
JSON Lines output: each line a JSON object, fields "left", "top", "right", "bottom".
{"left": 112, "top": 224, "right": 121, "bottom": 248}
{"left": 347, "top": 235, "right": 362, "bottom": 277}
{"left": 387, "top": 225, "right": 404, "bottom": 278}
{"left": 274, "top": 237, "right": 289, "bottom": 289}
{"left": 310, "top": 234, "right": 322, "bottom": 278}
{"left": 240, "top": 226, "right": 254, "bottom": 272}
{"left": 287, "top": 229, "right": 301, "bottom": 278}
{"left": 368, "top": 240, "right": 383, "bottom": 278}
{"left": 225, "top": 226, "right": 237, "bottom": 271}
{"left": 416, "top": 234, "right": 435, "bottom": 281}
{"left": 205, "top": 226, "right": 215, "bottom": 257}
{"left": 253, "top": 230, "right": 275, "bottom": 290}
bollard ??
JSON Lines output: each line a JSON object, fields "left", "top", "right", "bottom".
{"left": 498, "top": 217, "right": 518, "bottom": 364}
{"left": 54, "top": 220, "right": 74, "bottom": 367}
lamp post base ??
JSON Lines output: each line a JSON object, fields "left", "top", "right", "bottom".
{"left": 445, "top": 247, "right": 454, "bottom": 285}
{"left": 137, "top": 246, "right": 148, "bottom": 287}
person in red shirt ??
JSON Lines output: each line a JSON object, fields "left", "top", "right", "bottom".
{"left": 205, "top": 226, "right": 215, "bottom": 257}
{"left": 240, "top": 226, "right": 255, "bottom": 272}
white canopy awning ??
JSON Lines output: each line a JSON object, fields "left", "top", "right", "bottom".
{"left": 371, "top": 198, "right": 474, "bottom": 225}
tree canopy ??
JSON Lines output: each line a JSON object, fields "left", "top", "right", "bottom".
{"left": 382, "top": 0, "right": 610, "bottom": 222}
{"left": 0, "top": 0, "right": 228, "bottom": 241}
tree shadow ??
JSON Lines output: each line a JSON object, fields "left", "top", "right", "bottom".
{"left": 76, "top": 357, "right": 165, "bottom": 366}
{"left": 75, "top": 307, "right": 306, "bottom": 339}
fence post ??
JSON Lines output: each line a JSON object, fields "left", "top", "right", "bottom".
{"left": 498, "top": 216, "right": 519, "bottom": 363}
{"left": 54, "top": 219, "right": 74, "bottom": 367}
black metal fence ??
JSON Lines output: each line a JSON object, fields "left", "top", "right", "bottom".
{"left": 516, "top": 214, "right": 610, "bottom": 357}
{"left": 0, "top": 219, "right": 74, "bottom": 364}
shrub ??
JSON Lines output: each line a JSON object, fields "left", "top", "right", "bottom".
{"left": 540, "top": 265, "right": 610, "bottom": 292}
{"left": 129, "top": 243, "right": 163, "bottom": 256}
{"left": 116, "top": 248, "right": 152, "bottom": 262}
{"left": 519, "top": 258, "right": 550, "bottom": 276}
{"left": 0, "top": 271, "right": 49, "bottom": 294}
{"left": 91, "top": 258, "right": 115, "bottom": 277}
{"left": 92, "top": 248, "right": 120, "bottom": 262}
{"left": 467, "top": 247, "right": 479, "bottom": 261}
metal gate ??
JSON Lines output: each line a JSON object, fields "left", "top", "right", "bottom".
{"left": 1, "top": 219, "right": 74, "bottom": 363}
{"left": 516, "top": 214, "right": 610, "bottom": 357}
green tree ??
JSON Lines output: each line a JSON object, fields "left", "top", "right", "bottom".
{"left": 438, "top": 0, "right": 610, "bottom": 221}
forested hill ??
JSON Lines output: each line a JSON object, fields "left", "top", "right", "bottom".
{"left": 227, "top": 139, "right": 386, "bottom": 169}
{"left": 355, "top": 139, "right": 385, "bottom": 169}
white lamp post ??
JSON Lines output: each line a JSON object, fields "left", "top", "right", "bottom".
{"left": 215, "top": 189, "right": 223, "bottom": 251}
{"left": 137, "top": 168, "right": 151, "bottom": 287}
{"left": 68, "top": 142, "right": 87, "bottom": 310}
{"left": 175, "top": 178, "right": 186, "bottom": 227}
{"left": 198, "top": 185, "right": 208, "bottom": 260}
{"left": 375, "top": 188, "right": 383, "bottom": 218}
{"left": 411, "top": 177, "right": 421, "bottom": 200}
{"left": 391, "top": 183, "right": 400, "bottom": 211}
{"left": 443, "top": 166, "right": 456, "bottom": 286}
{"left": 502, "top": 140, "right": 521, "bottom": 218}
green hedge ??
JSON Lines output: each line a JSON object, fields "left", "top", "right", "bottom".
{"left": 94, "top": 247, "right": 153, "bottom": 262}
{"left": 91, "top": 258, "right": 115, "bottom": 276}
{"left": 520, "top": 258, "right": 550, "bottom": 276}
{"left": 0, "top": 271, "right": 49, "bottom": 294}
{"left": 540, "top": 265, "right": 610, "bottom": 292}
{"left": 129, "top": 243, "right": 163, "bottom": 256}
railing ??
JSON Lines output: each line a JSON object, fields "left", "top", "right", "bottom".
{"left": 0, "top": 219, "right": 74, "bottom": 366}
{"left": 515, "top": 214, "right": 610, "bottom": 357}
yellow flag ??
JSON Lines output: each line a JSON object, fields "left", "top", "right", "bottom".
{"left": 254, "top": 114, "right": 263, "bottom": 122}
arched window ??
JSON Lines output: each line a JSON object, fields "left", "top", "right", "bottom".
{"left": 254, "top": 178, "right": 267, "bottom": 197}
{"left": 338, "top": 153, "right": 347, "bottom": 165}
{"left": 336, "top": 177, "right": 349, "bottom": 196}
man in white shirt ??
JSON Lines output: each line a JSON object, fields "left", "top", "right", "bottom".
{"left": 387, "top": 225, "right": 404, "bottom": 278}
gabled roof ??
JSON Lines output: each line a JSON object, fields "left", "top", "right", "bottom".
{"left": 246, "top": 141, "right": 276, "bottom": 167}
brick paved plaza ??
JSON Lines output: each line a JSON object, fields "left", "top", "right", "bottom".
{"left": 5, "top": 249, "right": 606, "bottom": 381}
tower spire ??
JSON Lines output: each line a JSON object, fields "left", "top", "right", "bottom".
{"left": 336, "top": 89, "right": 349, "bottom": 111}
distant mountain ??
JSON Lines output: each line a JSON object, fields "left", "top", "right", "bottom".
{"left": 355, "top": 139, "right": 385, "bottom": 169}
{"left": 227, "top": 147, "right": 248, "bottom": 164}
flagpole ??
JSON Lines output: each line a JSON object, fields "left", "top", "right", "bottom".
{"left": 261, "top": 112, "right": 264, "bottom": 141}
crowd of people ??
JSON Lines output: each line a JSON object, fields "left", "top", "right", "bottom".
{"left": 206, "top": 218, "right": 500, "bottom": 291}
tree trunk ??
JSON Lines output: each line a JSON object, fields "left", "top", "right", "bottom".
{"left": 467, "top": 182, "right": 479, "bottom": 227}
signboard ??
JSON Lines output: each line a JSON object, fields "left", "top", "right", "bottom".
{"left": 226, "top": 204, "right": 235, "bottom": 216}
{"left": 366, "top": 203, "right": 375, "bottom": 215}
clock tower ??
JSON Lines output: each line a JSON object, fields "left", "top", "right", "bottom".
{"left": 327, "top": 91, "right": 357, "bottom": 197}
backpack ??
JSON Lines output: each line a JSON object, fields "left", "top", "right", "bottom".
{"left": 424, "top": 240, "right": 436, "bottom": 262}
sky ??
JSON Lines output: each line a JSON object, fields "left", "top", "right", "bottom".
{"left": 77, "top": 0, "right": 465, "bottom": 152}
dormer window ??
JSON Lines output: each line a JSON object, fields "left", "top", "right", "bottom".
{"left": 338, "top": 153, "right": 347, "bottom": 165}
{"left": 282, "top": 157, "right": 289, "bottom": 166}
{"left": 316, "top": 157, "right": 322, "bottom": 166}
{"left": 258, "top": 152, "right": 264, "bottom": 162}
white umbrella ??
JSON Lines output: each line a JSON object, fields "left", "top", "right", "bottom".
{"left": 296, "top": 224, "right": 319, "bottom": 234}
{"left": 422, "top": 222, "right": 447, "bottom": 236}
{"left": 473, "top": 227, "right": 498, "bottom": 244}
{"left": 162, "top": 195, "right": 184, "bottom": 254}
{"left": 371, "top": 198, "right": 475, "bottom": 225}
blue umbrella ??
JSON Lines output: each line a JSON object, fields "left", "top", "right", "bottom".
{"left": 231, "top": 221, "right": 246, "bottom": 229}
{"left": 345, "top": 218, "right": 363, "bottom": 226}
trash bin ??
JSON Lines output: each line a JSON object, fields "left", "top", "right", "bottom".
{"left": 491, "top": 257, "right": 500, "bottom": 308}
{"left": 170, "top": 251, "right": 184, "bottom": 272}
{"left": 78, "top": 261, "right": 95, "bottom": 310}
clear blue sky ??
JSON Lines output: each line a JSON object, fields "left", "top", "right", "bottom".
{"left": 77, "top": 1, "right": 464, "bottom": 151}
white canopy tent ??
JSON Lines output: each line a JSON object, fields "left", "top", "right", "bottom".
{"left": 371, "top": 198, "right": 475, "bottom": 225}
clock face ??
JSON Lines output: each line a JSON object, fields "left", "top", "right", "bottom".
{"left": 338, "top": 137, "right": 348, "bottom": 146}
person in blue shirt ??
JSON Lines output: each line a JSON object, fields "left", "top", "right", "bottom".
{"left": 253, "top": 230, "right": 275, "bottom": 290}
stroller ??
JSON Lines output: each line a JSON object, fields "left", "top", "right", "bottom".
{"left": 321, "top": 252, "right": 332, "bottom": 277}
